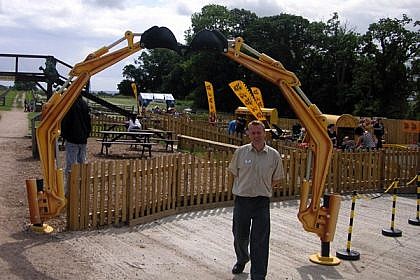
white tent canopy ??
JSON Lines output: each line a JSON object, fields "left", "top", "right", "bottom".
{"left": 139, "top": 93, "right": 174, "bottom": 103}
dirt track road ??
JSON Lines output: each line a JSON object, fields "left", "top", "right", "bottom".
{"left": 0, "top": 94, "right": 419, "bottom": 279}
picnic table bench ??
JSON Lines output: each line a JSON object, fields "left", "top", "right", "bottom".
{"left": 98, "top": 131, "right": 155, "bottom": 157}
{"left": 150, "top": 137, "right": 178, "bottom": 152}
{"left": 147, "top": 128, "right": 177, "bottom": 152}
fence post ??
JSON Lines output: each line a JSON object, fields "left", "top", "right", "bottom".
{"left": 379, "top": 149, "right": 386, "bottom": 188}
{"left": 175, "top": 155, "right": 182, "bottom": 209}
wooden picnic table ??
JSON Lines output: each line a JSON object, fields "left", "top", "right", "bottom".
{"left": 146, "top": 128, "right": 178, "bottom": 152}
{"left": 98, "top": 130, "right": 155, "bottom": 157}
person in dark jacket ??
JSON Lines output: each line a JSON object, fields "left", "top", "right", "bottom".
{"left": 61, "top": 95, "right": 91, "bottom": 193}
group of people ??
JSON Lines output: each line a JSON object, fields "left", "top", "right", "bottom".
{"left": 326, "top": 118, "right": 385, "bottom": 151}
{"left": 23, "top": 99, "right": 34, "bottom": 112}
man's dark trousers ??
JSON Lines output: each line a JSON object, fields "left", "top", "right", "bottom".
{"left": 233, "top": 196, "right": 270, "bottom": 280}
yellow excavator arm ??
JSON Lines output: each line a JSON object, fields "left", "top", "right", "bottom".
{"left": 188, "top": 30, "right": 341, "bottom": 243}
{"left": 26, "top": 27, "right": 180, "bottom": 225}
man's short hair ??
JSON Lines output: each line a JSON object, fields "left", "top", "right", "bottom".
{"left": 248, "top": 120, "right": 265, "bottom": 129}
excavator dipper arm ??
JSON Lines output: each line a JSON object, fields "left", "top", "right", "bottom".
{"left": 189, "top": 30, "right": 340, "bottom": 242}
{"left": 26, "top": 26, "right": 180, "bottom": 223}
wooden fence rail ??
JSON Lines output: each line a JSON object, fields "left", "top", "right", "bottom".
{"left": 67, "top": 148, "right": 419, "bottom": 231}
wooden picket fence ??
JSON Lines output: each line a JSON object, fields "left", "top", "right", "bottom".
{"left": 67, "top": 147, "right": 419, "bottom": 231}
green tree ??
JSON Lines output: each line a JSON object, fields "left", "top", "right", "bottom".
{"left": 301, "top": 13, "right": 360, "bottom": 114}
{"left": 14, "top": 81, "right": 37, "bottom": 91}
{"left": 117, "top": 79, "right": 134, "bottom": 96}
{"left": 185, "top": 5, "right": 259, "bottom": 111}
{"left": 120, "top": 49, "right": 180, "bottom": 95}
{"left": 352, "top": 15, "right": 419, "bottom": 118}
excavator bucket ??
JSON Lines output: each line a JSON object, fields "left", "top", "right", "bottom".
{"left": 189, "top": 29, "right": 228, "bottom": 53}
{"left": 140, "top": 26, "right": 180, "bottom": 54}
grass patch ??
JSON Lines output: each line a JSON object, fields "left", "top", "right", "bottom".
{"left": 0, "top": 89, "right": 17, "bottom": 111}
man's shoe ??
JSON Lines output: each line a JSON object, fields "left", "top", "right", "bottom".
{"left": 231, "top": 262, "right": 246, "bottom": 274}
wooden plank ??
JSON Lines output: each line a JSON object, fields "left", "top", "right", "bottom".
{"left": 215, "top": 157, "right": 221, "bottom": 203}
{"left": 106, "top": 161, "right": 113, "bottom": 225}
{"left": 162, "top": 156, "right": 169, "bottom": 211}
{"left": 80, "top": 163, "right": 88, "bottom": 229}
{"left": 151, "top": 157, "right": 157, "bottom": 214}
{"left": 167, "top": 155, "right": 173, "bottom": 210}
{"left": 172, "top": 155, "right": 178, "bottom": 209}
{"left": 289, "top": 151, "right": 296, "bottom": 197}
{"left": 183, "top": 155, "right": 189, "bottom": 207}
{"left": 196, "top": 157, "right": 202, "bottom": 206}
{"left": 220, "top": 152, "right": 227, "bottom": 202}
{"left": 114, "top": 162, "right": 120, "bottom": 226}
{"left": 92, "top": 162, "right": 98, "bottom": 227}
{"left": 201, "top": 158, "right": 208, "bottom": 205}
{"left": 176, "top": 156, "right": 182, "bottom": 209}
{"left": 122, "top": 161, "right": 128, "bottom": 223}
{"left": 146, "top": 158, "right": 152, "bottom": 216}
{"left": 99, "top": 161, "right": 106, "bottom": 226}
{"left": 139, "top": 159, "right": 146, "bottom": 217}
{"left": 68, "top": 164, "right": 81, "bottom": 230}
{"left": 134, "top": 159, "right": 140, "bottom": 219}
{"left": 156, "top": 157, "right": 165, "bottom": 212}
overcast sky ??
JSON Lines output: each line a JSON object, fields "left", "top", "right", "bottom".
{"left": 0, "top": 0, "right": 418, "bottom": 91}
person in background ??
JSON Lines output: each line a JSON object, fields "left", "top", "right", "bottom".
{"left": 228, "top": 119, "right": 237, "bottom": 135}
{"left": 291, "top": 122, "right": 302, "bottom": 141}
{"left": 327, "top": 124, "right": 337, "bottom": 147}
{"left": 228, "top": 120, "right": 284, "bottom": 280}
{"left": 354, "top": 126, "right": 376, "bottom": 150}
{"left": 61, "top": 95, "right": 91, "bottom": 195}
{"left": 235, "top": 117, "right": 246, "bottom": 138}
{"left": 128, "top": 114, "right": 142, "bottom": 131}
{"left": 373, "top": 118, "right": 385, "bottom": 148}
{"left": 341, "top": 136, "right": 355, "bottom": 151}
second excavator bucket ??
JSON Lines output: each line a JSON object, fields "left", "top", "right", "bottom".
{"left": 140, "top": 26, "right": 180, "bottom": 54}
{"left": 189, "top": 29, "right": 228, "bottom": 53}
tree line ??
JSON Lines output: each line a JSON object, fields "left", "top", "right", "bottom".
{"left": 118, "top": 4, "right": 419, "bottom": 120}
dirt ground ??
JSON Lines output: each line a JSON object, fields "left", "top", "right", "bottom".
{"left": 0, "top": 94, "right": 419, "bottom": 280}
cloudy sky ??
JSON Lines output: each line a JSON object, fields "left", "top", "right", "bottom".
{"left": 0, "top": 0, "right": 418, "bottom": 91}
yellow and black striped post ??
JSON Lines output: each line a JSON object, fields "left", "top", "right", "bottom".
{"left": 382, "top": 180, "right": 402, "bottom": 237}
{"left": 408, "top": 173, "right": 420, "bottom": 226}
{"left": 336, "top": 191, "right": 360, "bottom": 260}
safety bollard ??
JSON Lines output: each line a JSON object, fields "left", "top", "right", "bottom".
{"left": 408, "top": 173, "right": 420, "bottom": 226}
{"left": 382, "top": 180, "right": 402, "bottom": 237}
{"left": 336, "top": 191, "right": 360, "bottom": 260}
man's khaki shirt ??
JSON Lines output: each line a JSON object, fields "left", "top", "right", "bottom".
{"left": 228, "top": 143, "right": 284, "bottom": 197}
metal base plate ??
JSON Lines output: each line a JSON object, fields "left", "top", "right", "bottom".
{"left": 309, "top": 253, "right": 341, "bottom": 266}
{"left": 382, "top": 228, "right": 402, "bottom": 237}
{"left": 336, "top": 249, "right": 360, "bottom": 260}
{"left": 31, "top": 223, "right": 54, "bottom": 234}
{"left": 408, "top": 218, "right": 420, "bottom": 226}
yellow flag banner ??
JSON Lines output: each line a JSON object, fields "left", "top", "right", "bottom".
{"left": 250, "top": 87, "right": 264, "bottom": 108}
{"left": 204, "top": 81, "right": 217, "bottom": 118}
{"left": 229, "top": 80, "right": 266, "bottom": 122}
{"left": 131, "top": 82, "right": 140, "bottom": 114}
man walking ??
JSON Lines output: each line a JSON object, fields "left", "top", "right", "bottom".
{"left": 228, "top": 120, "right": 284, "bottom": 280}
